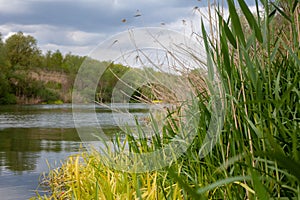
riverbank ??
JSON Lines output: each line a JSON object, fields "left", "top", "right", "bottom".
{"left": 0, "top": 67, "right": 73, "bottom": 105}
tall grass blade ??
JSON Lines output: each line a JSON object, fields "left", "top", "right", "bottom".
{"left": 270, "top": 2, "right": 292, "bottom": 22}
{"left": 218, "top": 12, "right": 237, "bottom": 48}
{"left": 227, "top": 0, "right": 246, "bottom": 46}
{"left": 251, "top": 168, "right": 270, "bottom": 199}
{"left": 196, "top": 176, "right": 252, "bottom": 194}
{"left": 237, "top": 0, "right": 263, "bottom": 43}
{"left": 265, "top": 151, "right": 300, "bottom": 182}
{"left": 167, "top": 167, "right": 203, "bottom": 199}
{"left": 201, "top": 19, "right": 214, "bottom": 82}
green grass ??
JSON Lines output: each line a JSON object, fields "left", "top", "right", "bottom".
{"left": 33, "top": 0, "right": 299, "bottom": 199}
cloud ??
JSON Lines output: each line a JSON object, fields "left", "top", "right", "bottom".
{"left": 0, "top": 0, "right": 201, "bottom": 55}
{"left": 0, "top": 0, "right": 261, "bottom": 56}
{"left": 0, "top": 23, "right": 106, "bottom": 55}
{"left": 41, "top": 43, "right": 96, "bottom": 56}
{"left": 0, "top": 0, "right": 200, "bottom": 32}
{"left": 0, "top": 24, "right": 105, "bottom": 45}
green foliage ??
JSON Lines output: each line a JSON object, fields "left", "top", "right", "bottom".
{"left": 0, "top": 37, "right": 15, "bottom": 104}
{"left": 0, "top": 93, "right": 16, "bottom": 104}
{"left": 61, "top": 53, "right": 85, "bottom": 74}
{"left": 97, "top": 62, "right": 129, "bottom": 102}
{"left": 0, "top": 31, "right": 161, "bottom": 105}
{"left": 41, "top": 50, "right": 85, "bottom": 73}
{"left": 0, "top": 32, "right": 87, "bottom": 105}
{"left": 45, "top": 81, "right": 62, "bottom": 90}
{"left": 0, "top": 34, "right": 10, "bottom": 69}
{"left": 130, "top": 84, "right": 154, "bottom": 103}
{"left": 5, "top": 32, "right": 41, "bottom": 68}
{"left": 42, "top": 50, "right": 63, "bottom": 70}
{"left": 0, "top": 73, "right": 16, "bottom": 104}
{"left": 9, "top": 72, "right": 60, "bottom": 103}
{"left": 196, "top": 0, "right": 299, "bottom": 198}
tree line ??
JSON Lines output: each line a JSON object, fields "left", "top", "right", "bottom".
{"left": 0, "top": 32, "right": 87, "bottom": 104}
{"left": 0, "top": 32, "right": 133, "bottom": 105}
{"left": 0, "top": 32, "right": 165, "bottom": 104}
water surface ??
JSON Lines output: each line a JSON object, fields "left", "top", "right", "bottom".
{"left": 0, "top": 104, "right": 150, "bottom": 199}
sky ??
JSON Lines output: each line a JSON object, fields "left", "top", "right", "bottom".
{"left": 0, "top": 0, "right": 258, "bottom": 56}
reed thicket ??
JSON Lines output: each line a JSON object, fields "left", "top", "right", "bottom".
{"left": 33, "top": 0, "right": 299, "bottom": 199}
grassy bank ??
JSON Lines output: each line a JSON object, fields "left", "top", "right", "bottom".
{"left": 33, "top": 0, "right": 299, "bottom": 199}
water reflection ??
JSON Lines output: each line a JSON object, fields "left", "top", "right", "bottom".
{"left": 0, "top": 104, "right": 151, "bottom": 199}
{"left": 0, "top": 127, "right": 121, "bottom": 173}
{"left": 0, "top": 128, "right": 80, "bottom": 173}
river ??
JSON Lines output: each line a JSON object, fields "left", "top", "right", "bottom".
{"left": 0, "top": 103, "right": 151, "bottom": 199}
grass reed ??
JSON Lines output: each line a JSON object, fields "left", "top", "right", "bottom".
{"left": 33, "top": 0, "right": 299, "bottom": 199}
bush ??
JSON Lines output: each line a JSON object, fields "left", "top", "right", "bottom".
{"left": 0, "top": 93, "right": 16, "bottom": 104}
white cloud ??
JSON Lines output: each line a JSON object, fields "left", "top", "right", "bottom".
{"left": 164, "top": 4, "right": 264, "bottom": 38}
{"left": 0, "top": 0, "right": 263, "bottom": 57}
{"left": 0, "top": 23, "right": 106, "bottom": 55}
{"left": 66, "top": 31, "right": 105, "bottom": 45}
{"left": 41, "top": 43, "right": 96, "bottom": 56}
{"left": 164, "top": 6, "right": 218, "bottom": 37}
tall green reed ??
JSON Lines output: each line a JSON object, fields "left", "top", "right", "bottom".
{"left": 172, "top": 0, "right": 300, "bottom": 198}
{"left": 33, "top": 0, "right": 299, "bottom": 199}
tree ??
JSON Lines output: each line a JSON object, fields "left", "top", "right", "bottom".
{"left": 5, "top": 31, "right": 41, "bottom": 68}
{"left": 42, "top": 50, "right": 53, "bottom": 69}
{"left": 97, "top": 63, "right": 129, "bottom": 102}
{"left": 50, "top": 50, "right": 63, "bottom": 69}
{"left": 0, "top": 33, "right": 15, "bottom": 104}
{"left": 0, "top": 73, "right": 16, "bottom": 104}
{"left": 42, "top": 50, "right": 66, "bottom": 71}
{"left": 0, "top": 33, "right": 9, "bottom": 70}
{"left": 62, "top": 53, "right": 85, "bottom": 73}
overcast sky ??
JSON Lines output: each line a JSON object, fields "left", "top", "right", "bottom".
{"left": 0, "top": 0, "right": 258, "bottom": 56}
